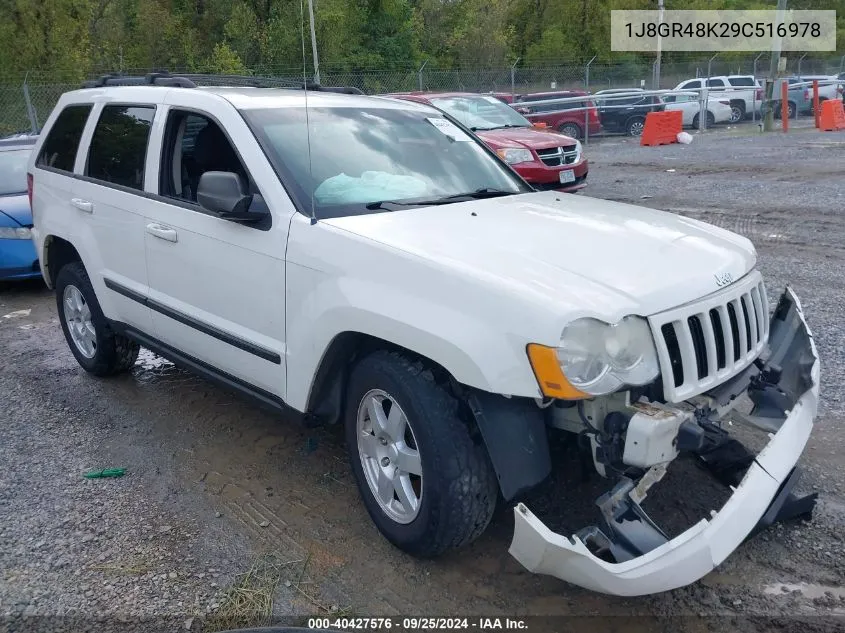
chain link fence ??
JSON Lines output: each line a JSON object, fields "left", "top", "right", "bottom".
{"left": 3, "top": 54, "right": 843, "bottom": 136}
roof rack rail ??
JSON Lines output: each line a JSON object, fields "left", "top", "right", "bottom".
{"left": 81, "top": 71, "right": 365, "bottom": 94}
{"left": 82, "top": 72, "right": 197, "bottom": 88}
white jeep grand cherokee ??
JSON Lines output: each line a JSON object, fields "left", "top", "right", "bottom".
{"left": 28, "top": 74, "right": 819, "bottom": 596}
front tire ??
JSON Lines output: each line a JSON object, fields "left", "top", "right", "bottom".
{"left": 558, "top": 122, "right": 582, "bottom": 139}
{"left": 55, "top": 262, "right": 139, "bottom": 376}
{"left": 345, "top": 351, "right": 497, "bottom": 558}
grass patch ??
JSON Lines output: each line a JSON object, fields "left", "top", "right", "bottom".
{"left": 205, "top": 553, "right": 296, "bottom": 631}
{"left": 205, "top": 550, "right": 355, "bottom": 631}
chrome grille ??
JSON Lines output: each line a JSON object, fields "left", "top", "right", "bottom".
{"left": 536, "top": 145, "right": 578, "bottom": 167}
{"left": 649, "top": 271, "right": 769, "bottom": 402}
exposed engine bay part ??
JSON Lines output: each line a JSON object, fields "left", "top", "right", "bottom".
{"left": 509, "top": 288, "right": 820, "bottom": 595}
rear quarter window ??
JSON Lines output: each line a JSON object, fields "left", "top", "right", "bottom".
{"left": 36, "top": 105, "right": 92, "bottom": 172}
{"left": 86, "top": 105, "right": 155, "bottom": 190}
{"left": 728, "top": 77, "right": 756, "bottom": 87}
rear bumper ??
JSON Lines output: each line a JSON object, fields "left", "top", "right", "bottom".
{"left": 509, "top": 287, "right": 819, "bottom": 596}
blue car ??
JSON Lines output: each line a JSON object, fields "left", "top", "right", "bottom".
{"left": 0, "top": 135, "right": 40, "bottom": 281}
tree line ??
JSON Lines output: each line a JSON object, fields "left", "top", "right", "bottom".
{"left": 1, "top": 0, "right": 842, "bottom": 81}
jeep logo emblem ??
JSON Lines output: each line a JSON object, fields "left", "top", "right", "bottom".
{"left": 714, "top": 272, "right": 734, "bottom": 287}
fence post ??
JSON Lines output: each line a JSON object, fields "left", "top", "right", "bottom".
{"left": 22, "top": 80, "right": 39, "bottom": 134}
{"left": 797, "top": 53, "right": 806, "bottom": 77}
{"left": 510, "top": 57, "right": 520, "bottom": 101}
{"left": 707, "top": 53, "right": 718, "bottom": 79}
{"left": 584, "top": 55, "right": 596, "bottom": 145}
{"left": 417, "top": 60, "right": 428, "bottom": 92}
{"left": 752, "top": 52, "right": 764, "bottom": 123}
{"left": 813, "top": 79, "right": 820, "bottom": 128}
{"left": 699, "top": 86, "right": 707, "bottom": 133}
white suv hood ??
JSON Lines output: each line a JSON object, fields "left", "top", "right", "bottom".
{"left": 323, "top": 191, "right": 756, "bottom": 319}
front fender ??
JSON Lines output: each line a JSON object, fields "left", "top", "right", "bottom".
{"left": 284, "top": 265, "right": 543, "bottom": 412}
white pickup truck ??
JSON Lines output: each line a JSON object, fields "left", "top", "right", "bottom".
{"left": 675, "top": 75, "right": 763, "bottom": 123}
{"left": 29, "top": 74, "right": 820, "bottom": 596}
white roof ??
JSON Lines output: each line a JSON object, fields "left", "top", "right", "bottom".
{"left": 59, "top": 84, "right": 437, "bottom": 113}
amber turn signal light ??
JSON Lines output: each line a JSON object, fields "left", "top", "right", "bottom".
{"left": 526, "top": 343, "right": 589, "bottom": 400}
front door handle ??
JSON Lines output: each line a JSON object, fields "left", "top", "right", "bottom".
{"left": 71, "top": 198, "right": 93, "bottom": 213}
{"left": 145, "top": 223, "right": 178, "bottom": 243}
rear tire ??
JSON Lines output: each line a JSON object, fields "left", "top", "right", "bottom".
{"left": 729, "top": 101, "right": 745, "bottom": 123}
{"left": 55, "top": 262, "right": 139, "bottom": 376}
{"left": 558, "top": 122, "right": 582, "bottom": 139}
{"left": 625, "top": 116, "right": 645, "bottom": 136}
{"left": 345, "top": 351, "right": 497, "bottom": 558}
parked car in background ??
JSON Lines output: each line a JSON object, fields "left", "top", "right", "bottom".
{"left": 660, "top": 93, "right": 732, "bottom": 128}
{"left": 592, "top": 89, "right": 665, "bottom": 136}
{"left": 513, "top": 91, "right": 601, "bottom": 140}
{"left": 674, "top": 76, "right": 763, "bottom": 123}
{"left": 797, "top": 75, "right": 844, "bottom": 106}
{"left": 762, "top": 78, "right": 813, "bottom": 119}
{"left": 487, "top": 92, "right": 518, "bottom": 104}
{"left": 387, "top": 92, "right": 588, "bottom": 192}
{"left": 0, "top": 135, "right": 40, "bottom": 281}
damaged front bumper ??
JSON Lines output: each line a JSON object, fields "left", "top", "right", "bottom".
{"left": 509, "top": 288, "right": 820, "bottom": 596}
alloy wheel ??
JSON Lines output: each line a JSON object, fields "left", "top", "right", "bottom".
{"left": 356, "top": 389, "right": 423, "bottom": 524}
{"left": 63, "top": 284, "right": 97, "bottom": 359}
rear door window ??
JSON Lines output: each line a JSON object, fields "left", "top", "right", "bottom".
{"left": 707, "top": 78, "right": 726, "bottom": 88}
{"left": 36, "top": 105, "right": 92, "bottom": 172}
{"left": 681, "top": 80, "right": 702, "bottom": 90}
{"left": 86, "top": 105, "right": 155, "bottom": 190}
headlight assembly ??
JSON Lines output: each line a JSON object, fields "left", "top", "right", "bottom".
{"left": 496, "top": 148, "right": 534, "bottom": 165}
{"left": 528, "top": 316, "right": 660, "bottom": 399}
{"left": 0, "top": 227, "right": 32, "bottom": 240}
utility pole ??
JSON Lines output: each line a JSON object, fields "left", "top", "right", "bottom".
{"left": 764, "top": 0, "right": 788, "bottom": 131}
{"left": 307, "top": 0, "right": 320, "bottom": 84}
{"left": 654, "top": 0, "right": 664, "bottom": 89}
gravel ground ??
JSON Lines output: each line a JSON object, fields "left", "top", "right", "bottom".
{"left": 1, "top": 124, "right": 845, "bottom": 633}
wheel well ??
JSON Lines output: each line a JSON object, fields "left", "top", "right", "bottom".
{"left": 729, "top": 99, "right": 745, "bottom": 109}
{"left": 44, "top": 236, "right": 82, "bottom": 288}
{"left": 305, "top": 332, "right": 457, "bottom": 425}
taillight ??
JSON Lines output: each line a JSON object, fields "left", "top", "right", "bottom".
{"left": 756, "top": 88, "right": 763, "bottom": 99}
{"left": 27, "top": 173, "right": 33, "bottom": 209}
{"left": 804, "top": 88, "right": 810, "bottom": 99}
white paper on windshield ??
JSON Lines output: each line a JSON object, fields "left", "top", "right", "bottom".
{"left": 426, "top": 117, "right": 473, "bottom": 142}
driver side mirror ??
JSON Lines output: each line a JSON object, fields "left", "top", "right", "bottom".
{"left": 197, "top": 171, "right": 263, "bottom": 223}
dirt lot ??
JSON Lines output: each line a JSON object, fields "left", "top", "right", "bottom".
{"left": 2, "top": 125, "right": 844, "bottom": 633}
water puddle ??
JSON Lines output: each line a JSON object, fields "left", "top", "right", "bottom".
{"left": 132, "top": 348, "right": 187, "bottom": 384}
{"left": 764, "top": 582, "right": 845, "bottom": 602}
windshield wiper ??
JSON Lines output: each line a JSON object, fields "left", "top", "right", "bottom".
{"left": 365, "top": 188, "right": 515, "bottom": 210}
{"left": 470, "top": 124, "right": 526, "bottom": 131}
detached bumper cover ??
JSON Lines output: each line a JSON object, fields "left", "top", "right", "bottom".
{"left": 509, "top": 288, "right": 820, "bottom": 596}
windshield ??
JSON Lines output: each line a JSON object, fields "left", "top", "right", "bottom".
{"left": 429, "top": 95, "right": 531, "bottom": 131}
{"left": 243, "top": 106, "right": 530, "bottom": 219}
{"left": 0, "top": 149, "right": 31, "bottom": 196}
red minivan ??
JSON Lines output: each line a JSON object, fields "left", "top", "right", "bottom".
{"left": 515, "top": 90, "right": 602, "bottom": 140}
{"left": 386, "top": 92, "right": 588, "bottom": 192}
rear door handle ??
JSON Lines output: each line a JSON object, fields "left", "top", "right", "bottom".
{"left": 71, "top": 198, "right": 93, "bottom": 213}
{"left": 145, "top": 223, "right": 178, "bottom": 243}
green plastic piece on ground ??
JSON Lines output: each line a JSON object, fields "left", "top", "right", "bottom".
{"left": 84, "top": 468, "right": 127, "bottom": 479}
